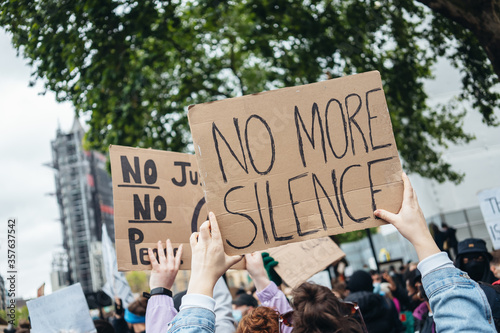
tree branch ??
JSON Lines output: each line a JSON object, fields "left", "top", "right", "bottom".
{"left": 416, "top": 0, "right": 500, "bottom": 80}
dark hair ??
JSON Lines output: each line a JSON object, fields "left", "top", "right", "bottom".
{"left": 128, "top": 296, "right": 148, "bottom": 317}
{"left": 291, "top": 282, "right": 363, "bottom": 333}
{"left": 491, "top": 250, "right": 500, "bottom": 266}
{"left": 236, "top": 306, "right": 279, "bottom": 333}
{"left": 18, "top": 319, "right": 30, "bottom": 329}
{"left": 94, "top": 319, "right": 115, "bottom": 333}
{"left": 173, "top": 290, "right": 187, "bottom": 312}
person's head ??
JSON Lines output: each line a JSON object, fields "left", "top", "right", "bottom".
{"left": 291, "top": 282, "right": 363, "bottom": 333}
{"left": 429, "top": 223, "right": 440, "bottom": 236}
{"left": 370, "top": 270, "right": 382, "bottom": 283}
{"left": 347, "top": 270, "right": 373, "bottom": 293}
{"left": 405, "top": 268, "right": 422, "bottom": 296}
{"left": 332, "top": 280, "right": 348, "bottom": 299}
{"left": 455, "top": 238, "right": 492, "bottom": 282}
{"left": 94, "top": 319, "right": 115, "bottom": 333}
{"left": 379, "top": 282, "right": 393, "bottom": 298}
{"left": 490, "top": 250, "right": 500, "bottom": 279}
{"left": 232, "top": 293, "right": 259, "bottom": 323}
{"left": 236, "top": 306, "right": 279, "bottom": 333}
{"left": 17, "top": 320, "right": 30, "bottom": 329}
{"left": 125, "top": 296, "right": 148, "bottom": 332}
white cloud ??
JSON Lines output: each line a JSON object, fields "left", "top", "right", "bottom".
{"left": 0, "top": 29, "right": 74, "bottom": 298}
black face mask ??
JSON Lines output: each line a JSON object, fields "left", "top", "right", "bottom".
{"left": 463, "top": 261, "right": 487, "bottom": 281}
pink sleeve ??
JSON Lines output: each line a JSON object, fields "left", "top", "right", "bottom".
{"left": 256, "top": 282, "right": 293, "bottom": 333}
{"left": 145, "top": 295, "right": 178, "bottom": 333}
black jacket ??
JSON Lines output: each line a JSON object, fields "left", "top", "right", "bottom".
{"left": 346, "top": 291, "right": 403, "bottom": 333}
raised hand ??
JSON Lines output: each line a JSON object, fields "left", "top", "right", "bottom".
{"left": 148, "top": 239, "right": 183, "bottom": 290}
{"left": 374, "top": 173, "right": 440, "bottom": 261}
{"left": 245, "top": 252, "right": 271, "bottom": 291}
{"left": 188, "top": 212, "right": 243, "bottom": 297}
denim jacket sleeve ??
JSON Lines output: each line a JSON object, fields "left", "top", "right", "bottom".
{"left": 146, "top": 295, "right": 178, "bottom": 333}
{"left": 256, "top": 281, "right": 293, "bottom": 333}
{"left": 418, "top": 252, "right": 496, "bottom": 333}
{"left": 167, "top": 294, "right": 217, "bottom": 333}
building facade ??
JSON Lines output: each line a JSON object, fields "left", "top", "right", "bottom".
{"left": 50, "top": 118, "right": 114, "bottom": 293}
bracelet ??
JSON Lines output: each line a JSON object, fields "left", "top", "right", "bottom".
{"left": 143, "top": 287, "right": 173, "bottom": 299}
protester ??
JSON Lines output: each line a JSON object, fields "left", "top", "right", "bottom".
{"left": 454, "top": 238, "right": 496, "bottom": 283}
{"left": 404, "top": 268, "right": 423, "bottom": 312}
{"left": 12, "top": 320, "right": 30, "bottom": 333}
{"left": 143, "top": 238, "right": 183, "bottom": 333}
{"left": 490, "top": 250, "right": 500, "bottom": 281}
{"left": 345, "top": 270, "right": 403, "bottom": 333}
{"left": 412, "top": 286, "right": 434, "bottom": 333}
{"left": 243, "top": 252, "right": 364, "bottom": 333}
{"left": 94, "top": 319, "right": 115, "bottom": 333}
{"left": 231, "top": 293, "right": 258, "bottom": 324}
{"left": 235, "top": 306, "right": 280, "bottom": 333}
{"left": 380, "top": 282, "right": 400, "bottom": 313}
{"left": 157, "top": 173, "right": 496, "bottom": 333}
{"left": 125, "top": 296, "right": 148, "bottom": 333}
{"left": 111, "top": 298, "right": 131, "bottom": 333}
{"left": 144, "top": 238, "right": 237, "bottom": 332}
{"left": 429, "top": 223, "right": 445, "bottom": 252}
{"left": 332, "top": 279, "right": 349, "bottom": 299}
{"left": 374, "top": 173, "right": 496, "bottom": 332}
{"left": 441, "top": 223, "right": 458, "bottom": 259}
{"left": 165, "top": 213, "right": 243, "bottom": 332}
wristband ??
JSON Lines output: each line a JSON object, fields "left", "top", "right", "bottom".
{"left": 143, "top": 287, "right": 173, "bottom": 299}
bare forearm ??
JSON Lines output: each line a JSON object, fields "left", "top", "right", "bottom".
{"left": 252, "top": 274, "right": 271, "bottom": 292}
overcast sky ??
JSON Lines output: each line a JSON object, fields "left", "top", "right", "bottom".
{"left": 0, "top": 29, "right": 74, "bottom": 298}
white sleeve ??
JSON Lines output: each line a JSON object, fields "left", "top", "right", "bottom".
{"left": 417, "top": 252, "right": 454, "bottom": 278}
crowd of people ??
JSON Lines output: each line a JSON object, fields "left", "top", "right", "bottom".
{"left": 4, "top": 173, "right": 500, "bottom": 333}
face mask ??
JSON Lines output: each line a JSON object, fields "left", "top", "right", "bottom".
{"left": 232, "top": 309, "right": 243, "bottom": 323}
{"left": 373, "top": 282, "right": 381, "bottom": 294}
{"left": 463, "top": 261, "right": 486, "bottom": 281}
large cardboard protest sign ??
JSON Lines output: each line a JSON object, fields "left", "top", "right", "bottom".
{"left": 268, "top": 237, "right": 345, "bottom": 288}
{"left": 189, "top": 71, "right": 403, "bottom": 255}
{"left": 478, "top": 187, "right": 500, "bottom": 250}
{"left": 27, "top": 283, "right": 96, "bottom": 333}
{"left": 110, "top": 145, "right": 208, "bottom": 271}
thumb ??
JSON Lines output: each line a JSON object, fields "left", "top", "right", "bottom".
{"left": 226, "top": 254, "right": 244, "bottom": 268}
{"left": 374, "top": 209, "right": 398, "bottom": 225}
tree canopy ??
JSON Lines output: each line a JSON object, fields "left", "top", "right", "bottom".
{"left": 1, "top": 0, "right": 498, "bottom": 183}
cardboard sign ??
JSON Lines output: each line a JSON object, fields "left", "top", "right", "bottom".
{"left": 110, "top": 145, "right": 208, "bottom": 270}
{"left": 268, "top": 237, "right": 344, "bottom": 288}
{"left": 189, "top": 71, "right": 403, "bottom": 255}
{"left": 110, "top": 145, "right": 245, "bottom": 271}
{"left": 478, "top": 188, "right": 500, "bottom": 250}
{"left": 27, "top": 283, "right": 96, "bottom": 333}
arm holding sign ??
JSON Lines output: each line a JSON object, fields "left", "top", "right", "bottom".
{"left": 145, "top": 240, "right": 182, "bottom": 333}
{"left": 245, "top": 252, "right": 293, "bottom": 332}
{"left": 167, "top": 213, "right": 243, "bottom": 333}
{"left": 374, "top": 173, "right": 495, "bottom": 333}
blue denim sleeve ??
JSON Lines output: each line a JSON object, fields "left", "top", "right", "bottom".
{"left": 422, "top": 266, "right": 496, "bottom": 332}
{"left": 167, "top": 307, "right": 216, "bottom": 333}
